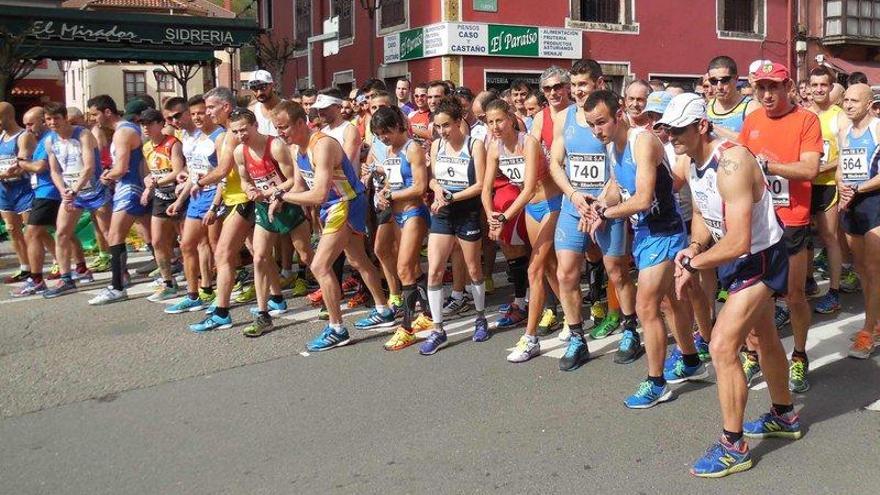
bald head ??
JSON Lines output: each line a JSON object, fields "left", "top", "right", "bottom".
{"left": 23, "top": 106, "right": 46, "bottom": 136}
{"left": 843, "top": 83, "right": 873, "bottom": 122}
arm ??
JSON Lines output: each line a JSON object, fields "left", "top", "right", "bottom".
{"left": 604, "top": 133, "right": 662, "bottom": 219}
{"left": 427, "top": 139, "right": 443, "bottom": 197}
{"left": 766, "top": 151, "right": 820, "bottom": 181}
{"left": 670, "top": 154, "right": 690, "bottom": 192}
{"left": 280, "top": 138, "right": 340, "bottom": 207}
{"left": 529, "top": 110, "right": 544, "bottom": 141}
{"left": 269, "top": 139, "right": 298, "bottom": 195}
{"left": 342, "top": 124, "right": 363, "bottom": 167}
{"left": 46, "top": 140, "right": 67, "bottom": 198}
{"left": 157, "top": 141, "right": 185, "bottom": 187}
{"left": 232, "top": 145, "right": 257, "bottom": 201}
{"left": 711, "top": 125, "right": 741, "bottom": 143}
{"left": 196, "top": 131, "right": 234, "bottom": 187}
{"left": 73, "top": 132, "right": 99, "bottom": 195}
{"left": 450, "top": 139, "right": 485, "bottom": 202}
{"left": 481, "top": 143, "right": 499, "bottom": 217}
{"left": 18, "top": 136, "right": 48, "bottom": 174}
{"left": 103, "top": 127, "right": 134, "bottom": 182}
{"left": 502, "top": 135, "right": 541, "bottom": 220}
{"left": 3, "top": 133, "right": 36, "bottom": 179}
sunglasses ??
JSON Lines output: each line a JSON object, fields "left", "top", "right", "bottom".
{"left": 542, "top": 82, "right": 566, "bottom": 93}
{"left": 166, "top": 111, "right": 183, "bottom": 121}
{"left": 230, "top": 107, "right": 256, "bottom": 119}
{"left": 664, "top": 122, "right": 699, "bottom": 136}
{"left": 708, "top": 76, "right": 734, "bottom": 86}
{"left": 249, "top": 83, "right": 270, "bottom": 91}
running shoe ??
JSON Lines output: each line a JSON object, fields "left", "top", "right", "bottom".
{"left": 189, "top": 313, "right": 233, "bottom": 332}
{"left": 165, "top": 296, "right": 206, "bottom": 314}
{"left": 88, "top": 287, "right": 128, "bottom": 305}
{"left": 840, "top": 268, "right": 860, "bottom": 293}
{"left": 242, "top": 314, "right": 273, "bottom": 338}
{"left": 204, "top": 301, "right": 217, "bottom": 315}
{"left": 318, "top": 306, "right": 329, "bottom": 320}
{"left": 590, "top": 301, "right": 607, "bottom": 324}
{"left": 279, "top": 274, "right": 297, "bottom": 291}
{"left": 198, "top": 289, "right": 216, "bottom": 304}
{"left": 788, "top": 358, "right": 810, "bottom": 393}
{"left": 804, "top": 277, "right": 820, "bottom": 298}
{"left": 813, "top": 249, "right": 829, "bottom": 279}
{"left": 233, "top": 284, "right": 256, "bottom": 304}
{"left": 341, "top": 275, "right": 360, "bottom": 294}
{"left": 690, "top": 438, "right": 752, "bottom": 478}
{"left": 663, "top": 355, "right": 709, "bottom": 384}
{"left": 418, "top": 330, "right": 447, "bottom": 355}
{"left": 694, "top": 331, "right": 711, "bottom": 362}
{"left": 307, "top": 287, "right": 324, "bottom": 306}
{"left": 441, "top": 295, "right": 470, "bottom": 316}
{"left": 485, "top": 276, "right": 495, "bottom": 294}
{"left": 43, "top": 278, "right": 76, "bottom": 299}
{"left": 716, "top": 289, "right": 729, "bottom": 303}
{"left": 289, "top": 277, "right": 309, "bottom": 297}
{"left": 536, "top": 308, "right": 559, "bottom": 336}
{"left": 741, "top": 352, "right": 762, "bottom": 387}
{"left": 46, "top": 264, "right": 61, "bottom": 280}
{"left": 774, "top": 305, "right": 791, "bottom": 329}
{"left": 3, "top": 269, "right": 30, "bottom": 284}
{"left": 136, "top": 259, "right": 158, "bottom": 276}
{"left": 10, "top": 278, "right": 46, "bottom": 297}
{"left": 306, "top": 325, "right": 351, "bottom": 351}
{"left": 589, "top": 311, "right": 621, "bottom": 339}
{"left": 624, "top": 379, "right": 672, "bottom": 409}
{"left": 848, "top": 330, "right": 877, "bottom": 359}
{"left": 743, "top": 410, "right": 803, "bottom": 439}
{"left": 614, "top": 328, "right": 643, "bottom": 364}
{"left": 411, "top": 313, "right": 433, "bottom": 332}
{"left": 496, "top": 303, "right": 527, "bottom": 329}
{"left": 248, "top": 298, "right": 289, "bottom": 317}
{"left": 388, "top": 294, "right": 403, "bottom": 316}
{"left": 472, "top": 316, "right": 490, "bottom": 342}
{"left": 74, "top": 269, "right": 95, "bottom": 283}
{"left": 355, "top": 308, "right": 396, "bottom": 329}
{"left": 559, "top": 334, "right": 590, "bottom": 371}
{"left": 814, "top": 291, "right": 841, "bottom": 314}
{"left": 558, "top": 323, "right": 571, "bottom": 342}
{"left": 87, "top": 252, "right": 111, "bottom": 272}
{"left": 147, "top": 285, "right": 180, "bottom": 303}
{"left": 347, "top": 288, "right": 369, "bottom": 308}
{"left": 507, "top": 335, "right": 540, "bottom": 363}
{"left": 383, "top": 327, "right": 417, "bottom": 351}
{"left": 664, "top": 346, "right": 683, "bottom": 370}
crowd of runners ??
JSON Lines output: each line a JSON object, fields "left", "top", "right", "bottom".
{"left": 1, "top": 54, "right": 878, "bottom": 478}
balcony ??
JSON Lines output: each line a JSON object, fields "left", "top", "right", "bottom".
{"left": 824, "top": 0, "right": 880, "bottom": 45}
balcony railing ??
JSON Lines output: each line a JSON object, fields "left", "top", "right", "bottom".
{"left": 824, "top": 0, "right": 880, "bottom": 45}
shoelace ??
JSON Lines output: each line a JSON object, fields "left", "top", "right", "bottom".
{"left": 789, "top": 361, "right": 806, "bottom": 380}
{"left": 620, "top": 331, "right": 636, "bottom": 351}
{"left": 853, "top": 331, "right": 874, "bottom": 349}
{"left": 635, "top": 380, "right": 654, "bottom": 398}
{"left": 515, "top": 337, "right": 530, "bottom": 352}
{"left": 672, "top": 359, "right": 687, "bottom": 376}
{"left": 565, "top": 337, "right": 583, "bottom": 357}
{"left": 427, "top": 332, "right": 444, "bottom": 345}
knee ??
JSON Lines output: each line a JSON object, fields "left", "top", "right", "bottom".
{"left": 427, "top": 264, "right": 445, "bottom": 285}
{"left": 310, "top": 259, "right": 331, "bottom": 279}
{"left": 466, "top": 263, "right": 482, "bottom": 282}
{"left": 527, "top": 262, "right": 544, "bottom": 283}
{"left": 635, "top": 297, "right": 659, "bottom": 320}
{"left": 787, "top": 286, "right": 806, "bottom": 304}
{"left": 708, "top": 337, "right": 738, "bottom": 364}
{"left": 557, "top": 266, "right": 579, "bottom": 288}
{"left": 180, "top": 237, "right": 199, "bottom": 255}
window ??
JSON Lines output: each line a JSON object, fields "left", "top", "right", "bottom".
{"left": 380, "top": 0, "right": 406, "bottom": 31}
{"left": 569, "top": 1, "right": 637, "bottom": 32}
{"left": 260, "top": 0, "right": 273, "bottom": 30}
{"left": 717, "top": 0, "right": 765, "bottom": 39}
{"left": 294, "top": 0, "right": 311, "bottom": 48}
{"left": 579, "top": 0, "right": 620, "bottom": 23}
{"left": 331, "top": 0, "right": 354, "bottom": 41}
{"left": 825, "top": 0, "right": 880, "bottom": 38}
{"left": 157, "top": 72, "right": 175, "bottom": 93}
{"left": 123, "top": 71, "right": 147, "bottom": 104}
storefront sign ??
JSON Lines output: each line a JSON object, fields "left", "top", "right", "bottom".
{"left": 473, "top": 0, "right": 498, "bottom": 12}
{"left": 383, "top": 22, "right": 581, "bottom": 63}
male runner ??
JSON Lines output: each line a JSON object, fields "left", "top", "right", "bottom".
{"left": 408, "top": 82, "right": 432, "bottom": 140}
{"left": 0, "top": 102, "right": 36, "bottom": 285}
{"left": 624, "top": 79, "right": 653, "bottom": 128}
{"left": 395, "top": 78, "right": 415, "bottom": 114}
{"left": 510, "top": 79, "right": 532, "bottom": 125}
{"left": 656, "top": 93, "right": 800, "bottom": 478}
{"left": 247, "top": 70, "right": 280, "bottom": 137}
{"left": 739, "top": 62, "right": 822, "bottom": 393}
{"left": 705, "top": 56, "right": 761, "bottom": 141}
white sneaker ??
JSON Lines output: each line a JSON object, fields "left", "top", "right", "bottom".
{"left": 558, "top": 324, "right": 571, "bottom": 342}
{"left": 866, "top": 398, "right": 880, "bottom": 411}
{"left": 506, "top": 336, "right": 541, "bottom": 363}
{"left": 88, "top": 287, "right": 128, "bottom": 305}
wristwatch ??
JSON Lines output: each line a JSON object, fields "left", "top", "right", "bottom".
{"left": 442, "top": 190, "right": 454, "bottom": 202}
{"left": 853, "top": 182, "right": 861, "bottom": 195}
{"left": 596, "top": 205, "right": 608, "bottom": 221}
{"left": 383, "top": 189, "right": 393, "bottom": 201}
{"left": 272, "top": 189, "right": 285, "bottom": 202}
{"left": 497, "top": 213, "right": 508, "bottom": 224}
{"left": 680, "top": 256, "right": 698, "bottom": 274}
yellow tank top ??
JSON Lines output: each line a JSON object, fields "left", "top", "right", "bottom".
{"left": 219, "top": 133, "right": 248, "bottom": 206}
{"left": 815, "top": 105, "right": 843, "bottom": 185}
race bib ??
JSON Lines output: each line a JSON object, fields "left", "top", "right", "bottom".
{"left": 301, "top": 168, "right": 315, "bottom": 190}
{"left": 0, "top": 157, "right": 16, "bottom": 174}
{"left": 435, "top": 155, "right": 470, "bottom": 191}
{"left": 840, "top": 147, "right": 870, "bottom": 184}
{"left": 382, "top": 157, "right": 405, "bottom": 190}
{"left": 499, "top": 155, "right": 525, "bottom": 186}
{"left": 568, "top": 153, "right": 606, "bottom": 192}
{"left": 253, "top": 170, "right": 282, "bottom": 192}
{"left": 704, "top": 217, "right": 724, "bottom": 243}
{"left": 189, "top": 155, "right": 211, "bottom": 180}
{"left": 151, "top": 168, "right": 172, "bottom": 179}
{"left": 766, "top": 175, "right": 790, "bottom": 207}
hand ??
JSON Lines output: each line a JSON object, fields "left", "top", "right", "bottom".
{"left": 430, "top": 198, "right": 445, "bottom": 214}
{"left": 377, "top": 188, "right": 391, "bottom": 210}
{"left": 245, "top": 186, "right": 261, "bottom": 201}
{"left": 143, "top": 175, "right": 154, "bottom": 189}
{"left": 578, "top": 216, "right": 591, "bottom": 233}
{"left": 838, "top": 184, "right": 855, "bottom": 211}
{"left": 571, "top": 191, "right": 594, "bottom": 218}
{"left": 166, "top": 202, "right": 179, "bottom": 217}
{"left": 260, "top": 187, "right": 276, "bottom": 200}
{"left": 202, "top": 209, "right": 216, "bottom": 226}
{"left": 174, "top": 182, "right": 186, "bottom": 196}
{"left": 61, "top": 188, "right": 75, "bottom": 202}
{"left": 63, "top": 199, "right": 76, "bottom": 212}
{"left": 99, "top": 171, "right": 114, "bottom": 185}
{"left": 139, "top": 188, "right": 151, "bottom": 207}
{"left": 674, "top": 246, "right": 700, "bottom": 269}
{"left": 488, "top": 212, "right": 504, "bottom": 231}
{"left": 176, "top": 171, "right": 189, "bottom": 184}
{"left": 674, "top": 267, "right": 693, "bottom": 301}
{"left": 268, "top": 198, "right": 281, "bottom": 222}
{"left": 488, "top": 223, "right": 501, "bottom": 241}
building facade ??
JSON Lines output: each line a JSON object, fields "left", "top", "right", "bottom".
{"left": 262, "top": 0, "right": 793, "bottom": 95}
{"left": 798, "top": 0, "right": 880, "bottom": 84}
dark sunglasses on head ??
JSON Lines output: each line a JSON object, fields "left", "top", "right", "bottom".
{"left": 708, "top": 76, "right": 734, "bottom": 86}
{"left": 542, "top": 82, "right": 566, "bottom": 93}
{"left": 230, "top": 107, "right": 256, "bottom": 119}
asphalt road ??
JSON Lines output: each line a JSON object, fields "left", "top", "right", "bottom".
{"left": 1, "top": 245, "right": 878, "bottom": 494}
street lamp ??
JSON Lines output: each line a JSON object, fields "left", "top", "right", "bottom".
{"left": 358, "top": 0, "right": 382, "bottom": 80}
{"left": 152, "top": 67, "right": 167, "bottom": 103}
{"left": 225, "top": 46, "right": 237, "bottom": 94}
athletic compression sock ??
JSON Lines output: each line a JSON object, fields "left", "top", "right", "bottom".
{"left": 470, "top": 279, "right": 486, "bottom": 318}
{"left": 508, "top": 256, "right": 528, "bottom": 302}
{"left": 427, "top": 285, "right": 445, "bottom": 332}
{"left": 109, "top": 243, "right": 126, "bottom": 291}
{"left": 416, "top": 273, "right": 431, "bottom": 318}
{"left": 401, "top": 284, "right": 418, "bottom": 330}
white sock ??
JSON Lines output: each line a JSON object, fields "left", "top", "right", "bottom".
{"left": 281, "top": 268, "right": 294, "bottom": 279}
{"left": 514, "top": 297, "right": 526, "bottom": 308}
{"left": 375, "top": 304, "right": 388, "bottom": 313}
{"left": 20, "top": 264, "right": 28, "bottom": 272}
{"left": 428, "top": 286, "right": 445, "bottom": 328}
{"left": 330, "top": 322, "right": 343, "bottom": 331}
{"left": 470, "top": 280, "right": 486, "bottom": 313}
{"left": 451, "top": 290, "right": 464, "bottom": 300}
{"left": 525, "top": 334, "right": 538, "bottom": 343}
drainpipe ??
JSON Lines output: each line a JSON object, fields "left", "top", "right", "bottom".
{"left": 787, "top": 0, "right": 794, "bottom": 73}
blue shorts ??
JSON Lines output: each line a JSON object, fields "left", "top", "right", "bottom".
{"left": 525, "top": 194, "right": 562, "bottom": 223}
{"left": 186, "top": 188, "right": 218, "bottom": 220}
{"left": 320, "top": 194, "right": 367, "bottom": 235}
{"left": 554, "top": 209, "right": 628, "bottom": 256}
{"left": 112, "top": 185, "right": 149, "bottom": 216}
{"left": 73, "top": 189, "right": 111, "bottom": 212}
{"left": 0, "top": 179, "right": 34, "bottom": 213}
{"left": 632, "top": 229, "right": 688, "bottom": 270}
{"left": 719, "top": 240, "right": 788, "bottom": 297}
{"left": 394, "top": 204, "right": 430, "bottom": 228}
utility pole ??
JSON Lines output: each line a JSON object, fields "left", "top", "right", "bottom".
{"left": 358, "top": 0, "right": 382, "bottom": 79}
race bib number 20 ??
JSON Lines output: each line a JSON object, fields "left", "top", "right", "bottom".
{"left": 766, "top": 175, "right": 790, "bottom": 207}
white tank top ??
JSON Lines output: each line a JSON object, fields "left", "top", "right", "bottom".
{"left": 322, "top": 120, "right": 352, "bottom": 145}
{"left": 688, "top": 140, "right": 782, "bottom": 253}
{"left": 253, "top": 102, "right": 278, "bottom": 136}
{"left": 181, "top": 128, "right": 202, "bottom": 164}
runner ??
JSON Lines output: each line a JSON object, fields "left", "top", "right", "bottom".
{"left": 42, "top": 102, "right": 112, "bottom": 298}
{"left": 270, "top": 100, "right": 395, "bottom": 351}
{"left": 837, "top": 83, "right": 880, "bottom": 359}
{"left": 419, "top": 96, "right": 489, "bottom": 354}
{"left": 705, "top": 56, "right": 760, "bottom": 141}
{"left": 623, "top": 79, "right": 653, "bottom": 128}
{"left": 247, "top": 70, "right": 280, "bottom": 137}
{"left": 510, "top": 79, "right": 531, "bottom": 126}
{"left": 0, "top": 102, "right": 36, "bottom": 285}
{"left": 86, "top": 95, "right": 149, "bottom": 305}
{"left": 583, "top": 90, "right": 699, "bottom": 408}
{"left": 656, "top": 93, "right": 801, "bottom": 478}
{"left": 408, "top": 82, "right": 432, "bottom": 141}
{"left": 140, "top": 109, "right": 187, "bottom": 302}
{"left": 739, "top": 62, "right": 823, "bottom": 393}
{"left": 395, "top": 78, "right": 415, "bottom": 114}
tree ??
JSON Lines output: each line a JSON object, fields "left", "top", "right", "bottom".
{"left": 252, "top": 33, "right": 301, "bottom": 86}
{"left": 156, "top": 62, "right": 202, "bottom": 100}
{"left": 0, "top": 26, "right": 41, "bottom": 102}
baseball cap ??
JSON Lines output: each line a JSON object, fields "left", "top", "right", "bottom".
{"left": 872, "top": 91, "right": 880, "bottom": 106}
{"left": 644, "top": 91, "right": 673, "bottom": 115}
{"left": 122, "top": 98, "right": 151, "bottom": 121}
{"left": 312, "top": 94, "right": 344, "bottom": 110}
{"left": 654, "top": 93, "right": 706, "bottom": 129}
{"left": 748, "top": 59, "right": 773, "bottom": 75}
{"left": 248, "top": 70, "right": 273, "bottom": 87}
{"left": 750, "top": 61, "right": 790, "bottom": 82}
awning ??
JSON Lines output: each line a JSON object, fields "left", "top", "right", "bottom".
{"left": 823, "top": 57, "right": 880, "bottom": 83}
{"left": 1, "top": 4, "right": 260, "bottom": 62}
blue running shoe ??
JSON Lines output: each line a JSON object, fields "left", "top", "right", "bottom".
{"left": 743, "top": 410, "right": 803, "bottom": 439}
{"left": 559, "top": 334, "right": 590, "bottom": 371}
{"left": 306, "top": 325, "right": 351, "bottom": 352}
{"left": 189, "top": 314, "right": 233, "bottom": 333}
{"left": 774, "top": 305, "right": 791, "bottom": 328}
{"left": 249, "top": 299, "right": 289, "bottom": 317}
{"left": 165, "top": 296, "right": 206, "bottom": 314}
{"left": 690, "top": 438, "right": 752, "bottom": 478}
{"left": 694, "top": 331, "right": 711, "bottom": 362}
{"left": 355, "top": 308, "right": 397, "bottom": 329}
{"left": 205, "top": 301, "right": 217, "bottom": 315}
{"left": 814, "top": 291, "right": 841, "bottom": 314}
{"left": 495, "top": 303, "right": 527, "bottom": 329}
{"left": 663, "top": 354, "right": 710, "bottom": 384}
{"left": 614, "top": 328, "right": 643, "bottom": 364}
{"left": 624, "top": 379, "right": 672, "bottom": 409}
{"left": 473, "top": 316, "right": 490, "bottom": 342}
{"left": 664, "top": 346, "right": 683, "bottom": 369}
{"left": 419, "top": 330, "right": 448, "bottom": 355}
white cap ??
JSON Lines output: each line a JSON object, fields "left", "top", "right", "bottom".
{"left": 654, "top": 93, "right": 706, "bottom": 129}
{"left": 748, "top": 59, "right": 773, "bottom": 76}
{"left": 312, "top": 94, "right": 344, "bottom": 110}
{"left": 248, "top": 69, "right": 273, "bottom": 85}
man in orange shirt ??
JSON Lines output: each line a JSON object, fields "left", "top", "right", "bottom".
{"left": 739, "top": 62, "right": 822, "bottom": 393}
